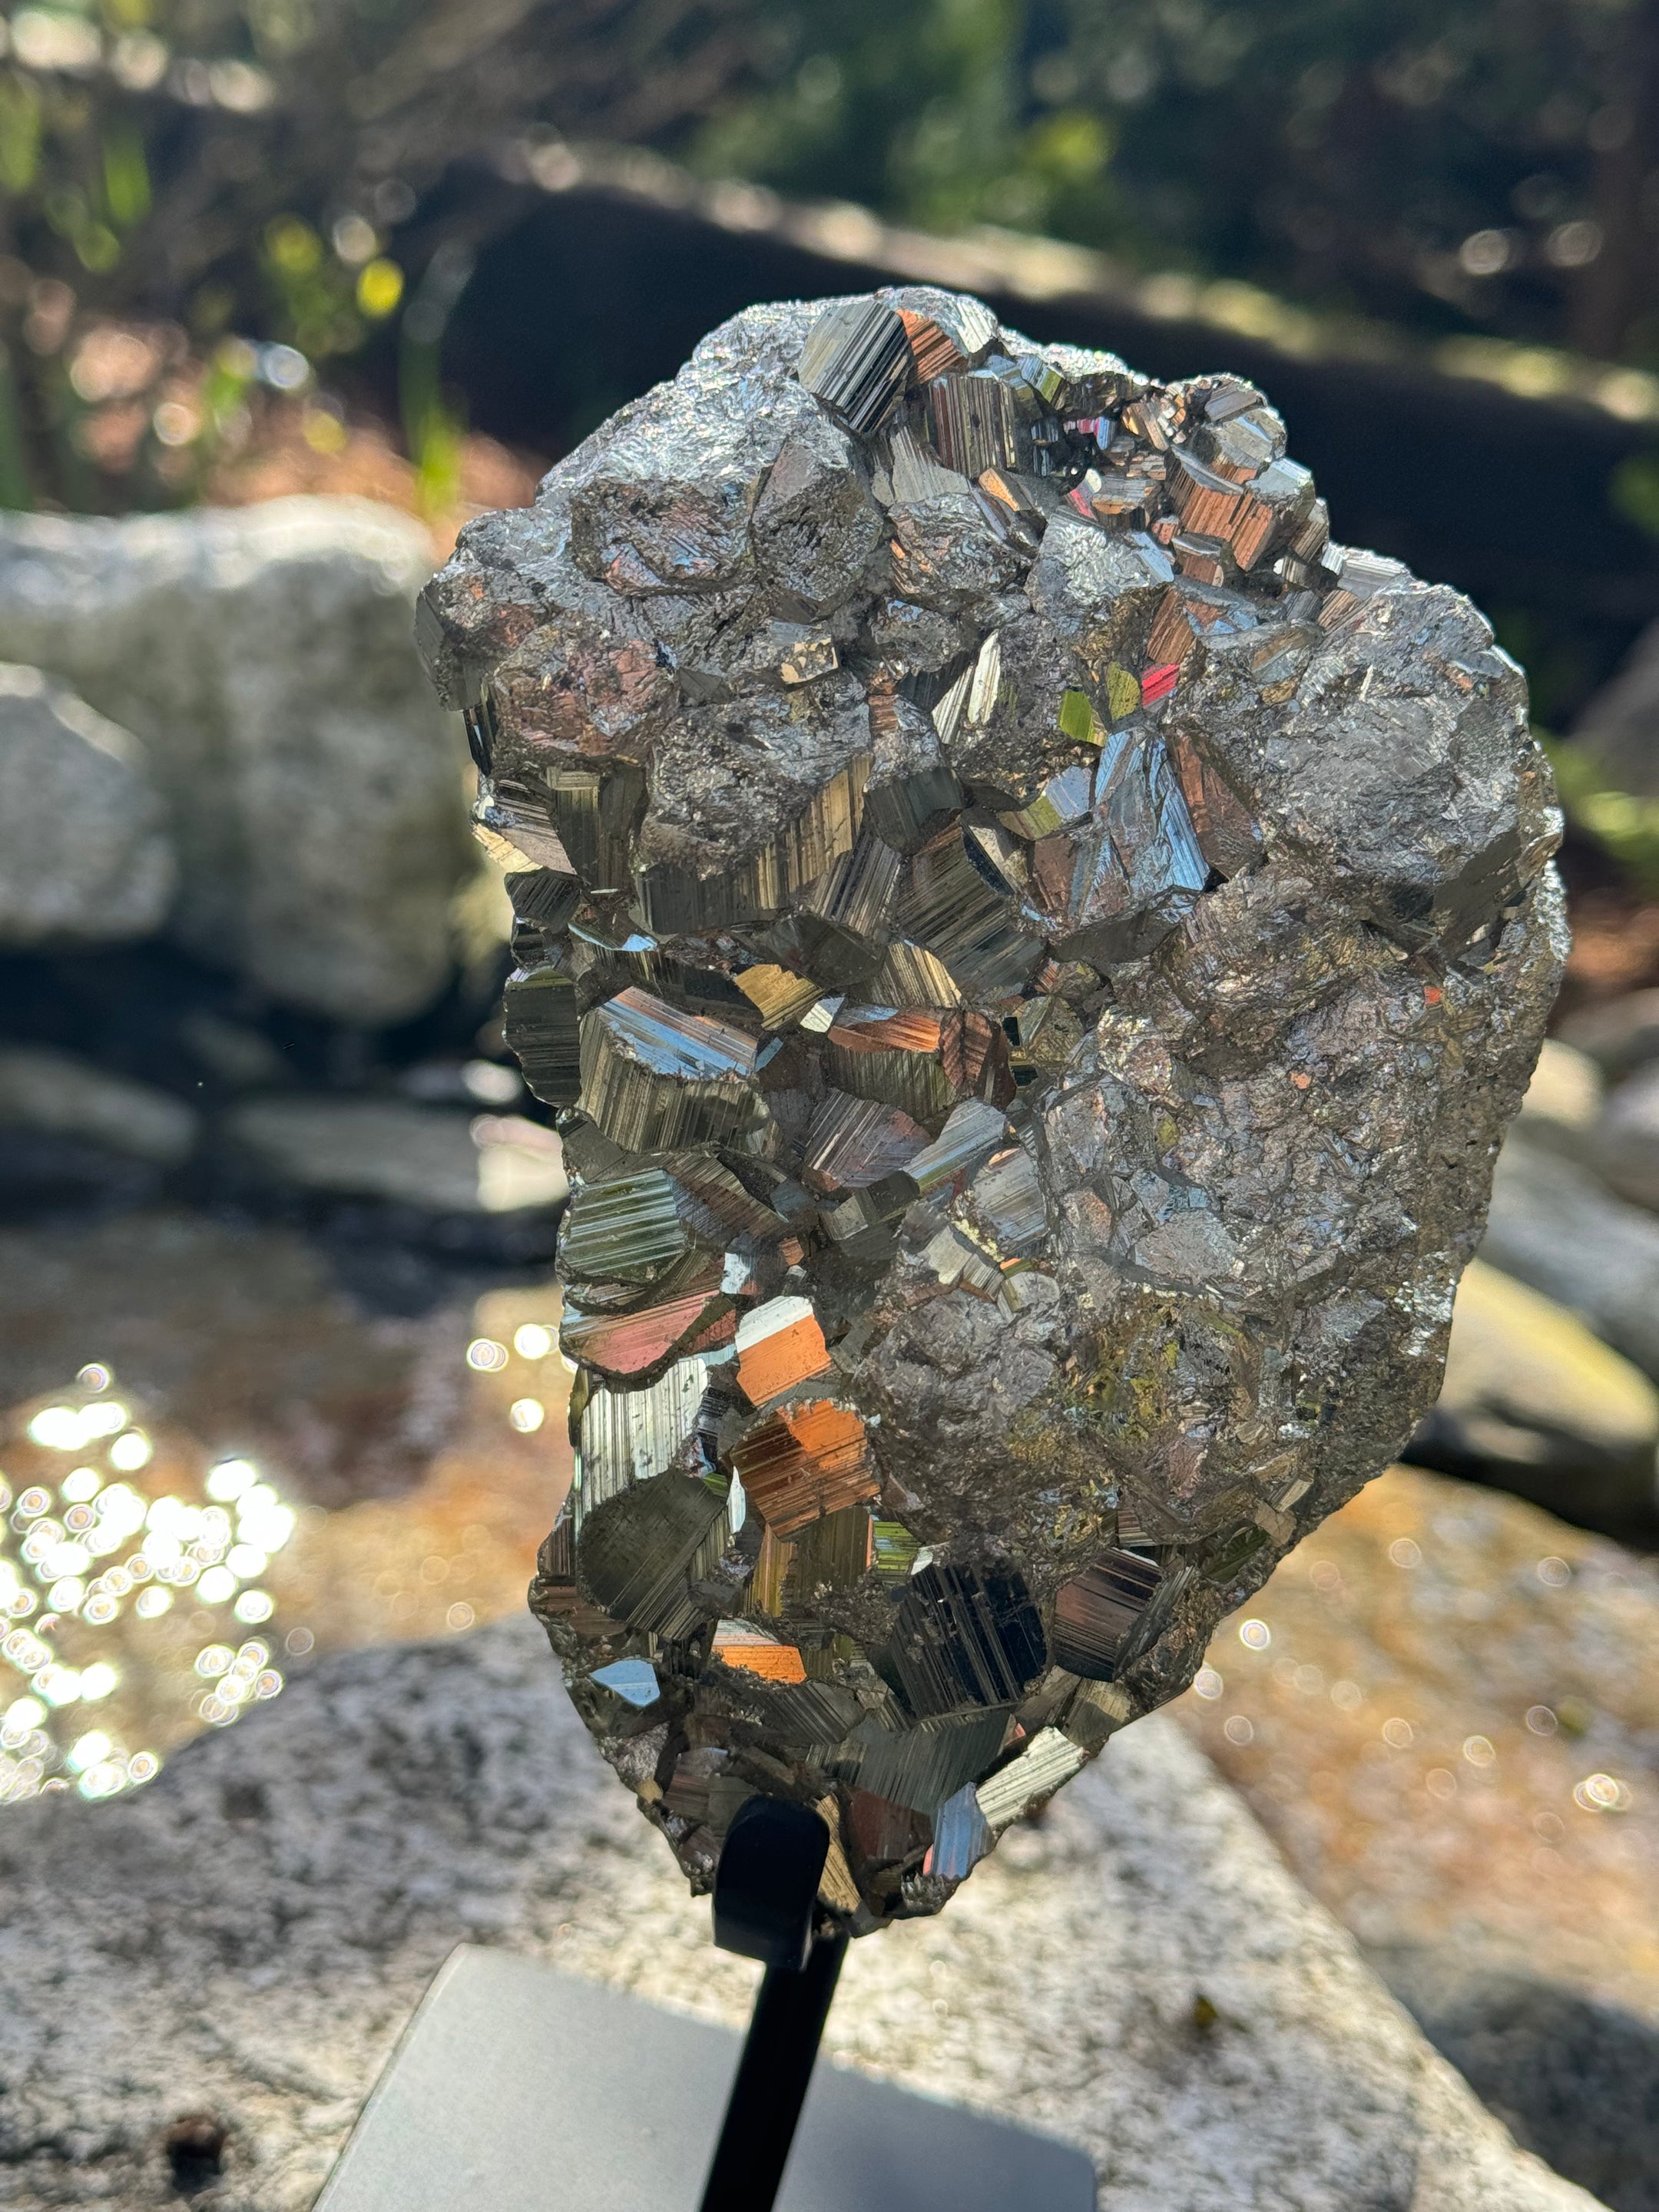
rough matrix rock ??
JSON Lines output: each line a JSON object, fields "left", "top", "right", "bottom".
{"left": 419, "top": 290, "right": 1566, "bottom": 1929}
{"left": 0, "top": 498, "right": 474, "bottom": 1024}
{"left": 0, "top": 1620, "right": 1602, "bottom": 2211}
{"left": 0, "top": 663, "right": 174, "bottom": 943}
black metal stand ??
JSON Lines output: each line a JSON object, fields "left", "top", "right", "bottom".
{"left": 306, "top": 1793, "right": 1094, "bottom": 2210}
{"left": 697, "top": 1796, "right": 843, "bottom": 2212}
{"left": 696, "top": 1931, "right": 848, "bottom": 2212}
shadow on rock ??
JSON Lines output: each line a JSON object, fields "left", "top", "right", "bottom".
{"left": 1376, "top": 1946, "right": 1659, "bottom": 2212}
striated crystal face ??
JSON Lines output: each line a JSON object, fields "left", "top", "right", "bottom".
{"left": 418, "top": 286, "right": 1566, "bottom": 1934}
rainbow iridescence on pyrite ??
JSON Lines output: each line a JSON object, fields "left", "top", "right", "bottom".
{"left": 416, "top": 287, "right": 1565, "bottom": 1932}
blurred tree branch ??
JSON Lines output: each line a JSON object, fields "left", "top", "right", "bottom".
{"left": 687, "top": 0, "right": 1659, "bottom": 370}
{"left": 2, "top": 0, "right": 1657, "bottom": 518}
{"left": 0, "top": 0, "right": 768, "bottom": 508}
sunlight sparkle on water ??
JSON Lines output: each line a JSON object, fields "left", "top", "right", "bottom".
{"left": 0, "top": 1372, "right": 301, "bottom": 1806}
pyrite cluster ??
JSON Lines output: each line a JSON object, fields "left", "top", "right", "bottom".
{"left": 417, "top": 287, "right": 1564, "bottom": 1932}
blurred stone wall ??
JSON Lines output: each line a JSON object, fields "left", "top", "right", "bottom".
{"left": 0, "top": 497, "right": 476, "bottom": 1026}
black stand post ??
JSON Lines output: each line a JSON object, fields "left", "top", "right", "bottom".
{"left": 696, "top": 1931, "right": 848, "bottom": 2212}
{"left": 697, "top": 1797, "right": 842, "bottom": 2212}
{"left": 310, "top": 1800, "right": 1098, "bottom": 2209}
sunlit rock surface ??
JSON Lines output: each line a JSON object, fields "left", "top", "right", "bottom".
{"left": 0, "top": 1049, "right": 197, "bottom": 1168}
{"left": 419, "top": 288, "right": 1565, "bottom": 1927}
{"left": 0, "top": 1616, "right": 1601, "bottom": 2210}
{"left": 222, "top": 1097, "right": 568, "bottom": 1246}
{"left": 1175, "top": 1462, "right": 1659, "bottom": 2210}
{"left": 1483, "top": 1131, "right": 1659, "bottom": 1381}
{"left": 1407, "top": 1260, "right": 1659, "bottom": 1533}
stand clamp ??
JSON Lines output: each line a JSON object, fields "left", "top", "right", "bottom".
{"left": 697, "top": 1798, "right": 848, "bottom": 2212}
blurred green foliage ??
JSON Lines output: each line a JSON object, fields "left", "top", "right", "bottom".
{"left": 696, "top": 0, "right": 1108, "bottom": 241}
{"left": 1541, "top": 733, "right": 1659, "bottom": 897}
{"left": 0, "top": 0, "right": 1654, "bottom": 518}
{"left": 1613, "top": 448, "right": 1659, "bottom": 538}
{"left": 0, "top": 0, "right": 749, "bottom": 508}
{"left": 1492, "top": 606, "right": 1595, "bottom": 737}
{"left": 693, "top": 0, "right": 1659, "bottom": 367}
{"left": 260, "top": 216, "right": 367, "bottom": 361}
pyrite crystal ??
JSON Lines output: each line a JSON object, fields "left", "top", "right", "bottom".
{"left": 418, "top": 289, "right": 1565, "bottom": 1932}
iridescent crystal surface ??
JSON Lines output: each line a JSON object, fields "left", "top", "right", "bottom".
{"left": 418, "top": 288, "right": 1565, "bottom": 1933}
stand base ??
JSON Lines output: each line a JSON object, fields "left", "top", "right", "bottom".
{"left": 314, "top": 1945, "right": 1095, "bottom": 2211}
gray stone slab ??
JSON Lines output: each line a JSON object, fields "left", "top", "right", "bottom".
{"left": 316, "top": 1945, "right": 1094, "bottom": 2212}
{"left": 0, "top": 1618, "right": 1604, "bottom": 2210}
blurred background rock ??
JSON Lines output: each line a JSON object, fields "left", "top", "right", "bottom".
{"left": 1, "top": 3, "right": 1658, "bottom": 2205}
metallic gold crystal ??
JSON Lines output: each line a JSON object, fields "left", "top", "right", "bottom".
{"left": 733, "top": 1295, "right": 834, "bottom": 1407}
{"left": 575, "top": 1358, "right": 710, "bottom": 1528}
{"left": 578, "top": 988, "right": 766, "bottom": 1154}
{"left": 732, "top": 1401, "right": 879, "bottom": 1537}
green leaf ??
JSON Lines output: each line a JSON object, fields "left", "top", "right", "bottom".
{"left": 101, "top": 127, "right": 151, "bottom": 228}
{"left": 0, "top": 71, "right": 42, "bottom": 196}
{"left": 1539, "top": 735, "right": 1659, "bottom": 899}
